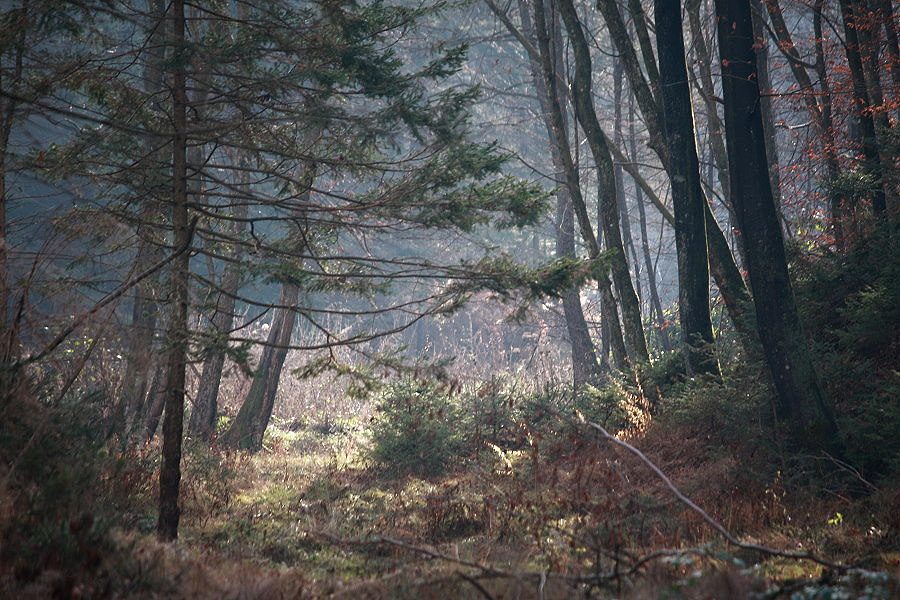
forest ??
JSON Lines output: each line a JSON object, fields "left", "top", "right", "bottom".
{"left": 0, "top": 0, "right": 897, "bottom": 598}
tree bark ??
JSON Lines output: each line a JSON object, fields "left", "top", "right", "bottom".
{"left": 158, "top": 0, "right": 189, "bottom": 542}
{"left": 838, "top": 0, "right": 888, "bottom": 214}
{"left": 596, "top": 0, "right": 761, "bottom": 362}
{"left": 519, "top": 0, "right": 604, "bottom": 386}
{"left": 629, "top": 93, "right": 672, "bottom": 353}
{"left": 222, "top": 283, "right": 298, "bottom": 451}
{"left": 556, "top": 0, "right": 651, "bottom": 369}
{"left": 524, "top": 0, "right": 627, "bottom": 370}
{"left": 109, "top": 0, "right": 167, "bottom": 442}
{"left": 749, "top": 0, "right": 782, "bottom": 206}
{"left": 655, "top": 0, "right": 718, "bottom": 376}
{"left": 0, "top": 5, "right": 26, "bottom": 366}
{"left": 714, "top": 0, "right": 841, "bottom": 453}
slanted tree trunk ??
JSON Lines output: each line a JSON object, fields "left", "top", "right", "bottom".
{"left": 655, "top": 0, "right": 718, "bottom": 376}
{"left": 519, "top": 0, "right": 604, "bottom": 386}
{"left": 158, "top": 0, "right": 190, "bottom": 542}
{"left": 222, "top": 283, "right": 298, "bottom": 451}
{"left": 714, "top": 0, "right": 841, "bottom": 453}
{"left": 523, "top": 0, "right": 627, "bottom": 372}
{"left": 555, "top": 0, "right": 651, "bottom": 369}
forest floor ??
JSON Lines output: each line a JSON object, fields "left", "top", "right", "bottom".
{"left": 8, "top": 407, "right": 895, "bottom": 600}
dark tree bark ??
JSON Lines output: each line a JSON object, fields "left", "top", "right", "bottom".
{"left": 222, "top": 283, "right": 298, "bottom": 451}
{"left": 597, "top": 0, "right": 761, "bottom": 362}
{"left": 714, "top": 0, "right": 841, "bottom": 452}
{"left": 838, "top": 0, "right": 888, "bottom": 214}
{"left": 654, "top": 0, "right": 718, "bottom": 376}
{"left": 158, "top": 0, "right": 189, "bottom": 542}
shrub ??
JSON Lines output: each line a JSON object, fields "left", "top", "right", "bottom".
{"left": 368, "top": 378, "right": 466, "bottom": 477}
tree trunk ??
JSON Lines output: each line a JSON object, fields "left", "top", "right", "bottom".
{"left": 596, "top": 0, "right": 761, "bottom": 362}
{"left": 655, "top": 0, "right": 718, "bottom": 376}
{"left": 222, "top": 283, "right": 298, "bottom": 452}
{"left": 142, "top": 365, "right": 166, "bottom": 441}
{"left": 714, "top": 0, "right": 841, "bottom": 453}
{"left": 749, "top": 0, "right": 782, "bottom": 207}
{"left": 629, "top": 93, "right": 672, "bottom": 353}
{"left": 613, "top": 58, "right": 642, "bottom": 305}
{"left": 158, "top": 0, "right": 189, "bottom": 542}
{"left": 556, "top": 0, "right": 651, "bottom": 369}
{"left": 523, "top": 0, "right": 627, "bottom": 372}
{"left": 520, "top": 0, "right": 604, "bottom": 387}
{"left": 838, "top": 0, "right": 888, "bottom": 214}
{"left": 109, "top": 0, "right": 167, "bottom": 441}
{"left": 0, "top": 7, "right": 26, "bottom": 366}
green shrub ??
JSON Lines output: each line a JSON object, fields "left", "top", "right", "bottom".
{"left": 368, "top": 378, "right": 466, "bottom": 477}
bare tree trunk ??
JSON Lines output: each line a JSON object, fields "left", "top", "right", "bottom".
{"left": 222, "top": 283, "right": 298, "bottom": 451}
{"left": 109, "top": 0, "right": 167, "bottom": 441}
{"left": 0, "top": 7, "right": 25, "bottom": 366}
{"left": 714, "top": 0, "right": 842, "bottom": 453}
{"left": 518, "top": 0, "right": 604, "bottom": 386}
{"left": 629, "top": 94, "right": 672, "bottom": 353}
{"left": 613, "top": 58, "right": 642, "bottom": 305}
{"left": 655, "top": 0, "right": 718, "bottom": 376}
{"left": 596, "top": 0, "right": 760, "bottom": 362}
{"left": 158, "top": 0, "right": 189, "bottom": 542}
{"left": 523, "top": 0, "right": 627, "bottom": 372}
{"left": 838, "top": 0, "right": 888, "bottom": 214}
{"left": 555, "top": 0, "right": 651, "bottom": 368}
{"left": 749, "top": 0, "right": 782, "bottom": 206}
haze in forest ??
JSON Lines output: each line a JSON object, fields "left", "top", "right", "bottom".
{"left": 1, "top": 1, "right": 897, "bottom": 598}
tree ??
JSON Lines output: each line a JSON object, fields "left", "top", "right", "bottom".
{"left": 596, "top": 0, "right": 762, "bottom": 363}
{"left": 515, "top": 0, "right": 605, "bottom": 385}
{"left": 714, "top": 0, "right": 841, "bottom": 452}
{"left": 555, "top": 0, "right": 652, "bottom": 371}
{"left": 654, "top": 0, "right": 718, "bottom": 376}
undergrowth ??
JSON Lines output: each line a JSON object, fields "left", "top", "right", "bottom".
{"left": 1, "top": 231, "right": 898, "bottom": 599}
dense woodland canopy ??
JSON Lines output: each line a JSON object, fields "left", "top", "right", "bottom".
{"left": 1, "top": 0, "right": 898, "bottom": 598}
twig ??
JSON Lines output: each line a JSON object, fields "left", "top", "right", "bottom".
{"left": 578, "top": 415, "right": 850, "bottom": 571}
{"left": 457, "top": 571, "right": 497, "bottom": 600}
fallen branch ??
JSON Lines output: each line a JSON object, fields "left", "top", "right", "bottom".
{"left": 578, "top": 414, "right": 850, "bottom": 572}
